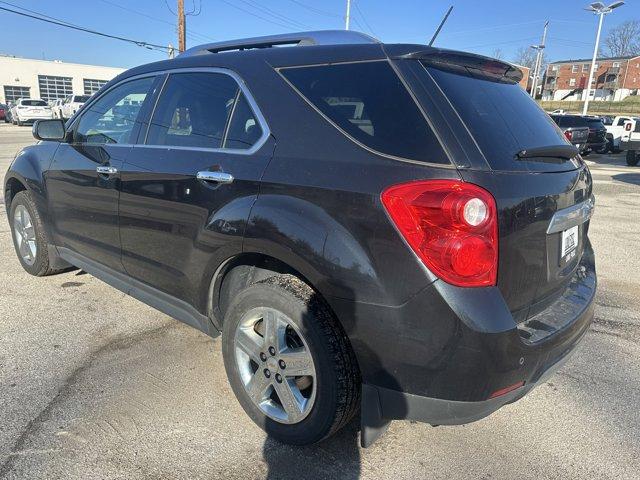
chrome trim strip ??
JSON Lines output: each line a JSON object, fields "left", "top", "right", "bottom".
{"left": 96, "top": 165, "right": 118, "bottom": 175}
{"left": 546, "top": 195, "right": 595, "bottom": 234}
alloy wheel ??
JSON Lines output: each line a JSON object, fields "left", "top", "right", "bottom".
{"left": 234, "top": 307, "right": 316, "bottom": 424}
{"left": 13, "top": 205, "right": 37, "bottom": 266}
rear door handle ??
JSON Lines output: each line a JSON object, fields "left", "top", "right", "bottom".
{"left": 96, "top": 165, "right": 118, "bottom": 175}
{"left": 196, "top": 171, "right": 234, "bottom": 184}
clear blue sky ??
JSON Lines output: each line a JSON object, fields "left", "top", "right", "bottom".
{"left": 0, "top": 0, "right": 637, "bottom": 68}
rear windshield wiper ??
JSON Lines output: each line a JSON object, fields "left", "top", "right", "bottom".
{"left": 516, "top": 145, "right": 579, "bottom": 160}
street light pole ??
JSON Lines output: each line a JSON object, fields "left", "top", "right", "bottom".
{"left": 582, "top": 2, "right": 624, "bottom": 115}
{"left": 529, "top": 21, "right": 548, "bottom": 98}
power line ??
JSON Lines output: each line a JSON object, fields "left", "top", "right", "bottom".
{"left": 466, "top": 36, "right": 540, "bottom": 49}
{"left": 238, "top": 0, "right": 312, "bottom": 30}
{"left": 0, "top": 2, "right": 169, "bottom": 51}
{"left": 285, "top": 0, "right": 341, "bottom": 19}
{"left": 98, "top": 0, "right": 214, "bottom": 42}
{"left": 353, "top": 1, "right": 376, "bottom": 36}
{"left": 217, "top": 0, "right": 303, "bottom": 30}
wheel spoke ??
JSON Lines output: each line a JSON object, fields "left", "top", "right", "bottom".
{"left": 235, "top": 327, "right": 263, "bottom": 364}
{"left": 18, "top": 236, "right": 30, "bottom": 258}
{"left": 27, "top": 240, "right": 37, "bottom": 259}
{"left": 273, "top": 378, "right": 303, "bottom": 422}
{"left": 262, "top": 309, "right": 280, "bottom": 352}
{"left": 280, "top": 348, "right": 314, "bottom": 377}
{"left": 245, "top": 370, "right": 271, "bottom": 404}
{"left": 23, "top": 225, "right": 35, "bottom": 240}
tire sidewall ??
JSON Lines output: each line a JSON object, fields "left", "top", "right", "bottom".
{"left": 222, "top": 282, "right": 340, "bottom": 445}
{"left": 9, "top": 192, "right": 49, "bottom": 275}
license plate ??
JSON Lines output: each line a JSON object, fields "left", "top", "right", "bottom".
{"left": 561, "top": 225, "right": 579, "bottom": 260}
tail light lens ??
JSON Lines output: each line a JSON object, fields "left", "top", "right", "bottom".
{"left": 564, "top": 130, "right": 573, "bottom": 141}
{"left": 381, "top": 180, "right": 498, "bottom": 287}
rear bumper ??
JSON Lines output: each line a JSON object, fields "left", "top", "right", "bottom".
{"left": 333, "top": 242, "right": 596, "bottom": 441}
{"left": 16, "top": 114, "right": 53, "bottom": 122}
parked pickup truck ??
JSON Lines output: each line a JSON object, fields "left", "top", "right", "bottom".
{"left": 602, "top": 115, "right": 638, "bottom": 153}
{"left": 621, "top": 118, "right": 640, "bottom": 166}
{"left": 550, "top": 114, "right": 589, "bottom": 152}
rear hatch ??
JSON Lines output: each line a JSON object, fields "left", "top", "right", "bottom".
{"left": 401, "top": 50, "right": 593, "bottom": 321}
{"left": 586, "top": 118, "right": 606, "bottom": 144}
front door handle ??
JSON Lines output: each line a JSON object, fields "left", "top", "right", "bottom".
{"left": 196, "top": 171, "right": 234, "bottom": 184}
{"left": 96, "top": 165, "right": 118, "bottom": 175}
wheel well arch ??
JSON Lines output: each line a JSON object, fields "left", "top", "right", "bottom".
{"left": 209, "top": 252, "right": 318, "bottom": 327}
{"left": 4, "top": 176, "right": 27, "bottom": 209}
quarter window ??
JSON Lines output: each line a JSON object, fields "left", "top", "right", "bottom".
{"left": 75, "top": 77, "right": 155, "bottom": 144}
{"left": 146, "top": 72, "right": 238, "bottom": 149}
{"left": 225, "top": 92, "right": 263, "bottom": 149}
{"left": 280, "top": 61, "right": 448, "bottom": 164}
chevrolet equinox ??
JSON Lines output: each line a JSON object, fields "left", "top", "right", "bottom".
{"left": 4, "top": 31, "right": 596, "bottom": 447}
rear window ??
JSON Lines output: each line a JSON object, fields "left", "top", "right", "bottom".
{"left": 21, "top": 100, "right": 47, "bottom": 107}
{"left": 280, "top": 61, "right": 449, "bottom": 164}
{"left": 424, "top": 63, "right": 568, "bottom": 170}
{"left": 557, "top": 116, "right": 588, "bottom": 128}
{"left": 586, "top": 118, "right": 604, "bottom": 127}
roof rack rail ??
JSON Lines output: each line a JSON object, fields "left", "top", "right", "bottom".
{"left": 179, "top": 30, "right": 380, "bottom": 57}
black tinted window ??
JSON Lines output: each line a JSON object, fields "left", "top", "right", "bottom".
{"left": 425, "top": 64, "right": 567, "bottom": 170}
{"left": 558, "top": 116, "right": 587, "bottom": 128}
{"left": 22, "top": 100, "right": 47, "bottom": 106}
{"left": 224, "top": 92, "right": 263, "bottom": 149}
{"left": 147, "top": 73, "right": 238, "bottom": 148}
{"left": 281, "top": 61, "right": 448, "bottom": 164}
{"left": 75, "top": 77, "right": 154, "bottom": 144}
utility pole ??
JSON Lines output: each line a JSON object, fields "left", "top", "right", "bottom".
{"left": 345, "top": 0, "right": 351, "bottom": 30}
{"left": 177, "top": 0, "right": 186, "bottom": 53}
{"left": 529, "top": 21, "right": 548, "bottom": 99}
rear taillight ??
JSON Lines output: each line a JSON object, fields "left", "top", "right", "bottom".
{"left": 564, "top": 130, "right": 573, "bottom": 141}
{"left": 381, "top": 180, "right": 498, "bottom": 287}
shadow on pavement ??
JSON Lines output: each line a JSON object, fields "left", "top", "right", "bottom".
{"left": 612, "top": 173, "right": 640, "bottom": 186}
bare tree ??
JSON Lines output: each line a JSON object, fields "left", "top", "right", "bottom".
{"left": 512, "top": 46, "right": 537, "bottom": 70}
{"left": 491, "top": 48, "right": 504, "bottom": 60}
{"left": 604, "top": 20, "right": 640, "bottom": 57}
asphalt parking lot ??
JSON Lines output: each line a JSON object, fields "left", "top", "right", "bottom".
{"left": 0, "top": 122, "right": 639, "bottom": 479}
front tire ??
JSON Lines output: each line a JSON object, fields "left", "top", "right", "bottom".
{"left": 9, "top": 191, "right": 63, "bottom": 276}
{"left": 627, "top": 150, "right": 638, "bottom": 166}
{"left": 222, "top": 274, "right": 360, "bottom": 445}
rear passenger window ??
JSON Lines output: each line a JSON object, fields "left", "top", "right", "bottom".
{"left": 146, "top": 72, "right": 238, "bottom": 148}
{"left": 280, "top": 61, "right": 448, "bottom": 164}
{"left": 224, "top": 93, "right": 263, "bottom": 149}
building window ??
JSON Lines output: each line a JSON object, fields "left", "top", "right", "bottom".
{"left": 551, "top": 65, "right": 558, "bottom": 71}
{"left": 613, "top": 62, "right": 621, "bottom": 68}
{"left": 3, "top": 85, "right": 31, "bottom": 104}
{"left": 572, "top": 65, "right": 578, "bottom": 73}
{"left": 582, "top": 64, "right": 590, "bottom": 72}
{"left": 83, "top": 78, "right": 108, "bottom": 95}
{"left": 569, "top": 78, "right": 576, "bottom": 86}
{"left": 38, "top": 75, "right": 72, "bottom": 101}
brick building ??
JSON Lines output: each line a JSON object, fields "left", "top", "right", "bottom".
{"left": 542, "top": 55, "right": 640, "bottom": 101}
{"left": 513, "top": 64, "right": 530, "bottom": 90}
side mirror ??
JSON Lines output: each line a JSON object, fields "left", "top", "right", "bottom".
{"left": 32, "top": 119, "right": 66, "bottom": 141}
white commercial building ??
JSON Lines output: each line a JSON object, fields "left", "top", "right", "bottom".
{"left": 0, "top": 55, "right": 125, "bottom": 105}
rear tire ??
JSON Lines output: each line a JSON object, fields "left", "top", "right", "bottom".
{"left": 9, "top": 191, "right": 65, "bottom": 276}
{"left": 595, "top": 141, "right": 610, "bottom": 154}
{"left": 627, "top": 150, "right": 638, "bottom": 166}
{"left": 222, "top": 274, "right": 360, "bottom": 445}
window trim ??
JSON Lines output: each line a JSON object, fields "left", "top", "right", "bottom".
{"left": 68, "top": 74, "right": 159, "bottom": 146}
{"left": 141, "top": 67, "right": 270, "bottom": 155}
{"left": 276, "top": 59, "right": 453, "bottom": 167}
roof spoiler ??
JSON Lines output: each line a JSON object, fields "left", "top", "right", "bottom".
{"left": 180, "top": 30, "right": 380, "bottom": 57}
{"left": 396, "top": 49, "right": 523, "bottom": 83}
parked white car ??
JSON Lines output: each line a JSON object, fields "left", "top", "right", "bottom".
{"left": 620, "top": 118, "right": 640, "bottom": 166}
{"left": 10, "top": 98, "right": 53, "bottom": 126}
{"left": 51, "top": 98, "right": 64, "bottom": 119}
{"left": 603, "top": 115, "right": 638, "bottom": 153}
{"left": 60, "top": 94, "right": 91, "bottom": 120}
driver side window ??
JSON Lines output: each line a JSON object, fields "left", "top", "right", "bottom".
{"left": 74, "top": 77, "right": 155, "bottom": 145}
